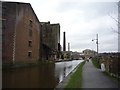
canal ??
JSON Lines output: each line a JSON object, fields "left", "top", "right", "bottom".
{"left": 3, "top": 60, "right": 84, "bottom": 88}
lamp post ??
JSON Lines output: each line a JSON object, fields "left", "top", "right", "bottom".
{"left": 92, "top": 34, "right": 99, "bottom": 55}
{"left": 92, "top": 34, "right": 100, "bottom": 68}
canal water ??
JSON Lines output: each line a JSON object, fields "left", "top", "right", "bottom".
{"left": 3, "top": 60, "right": 84, "bottom": 88}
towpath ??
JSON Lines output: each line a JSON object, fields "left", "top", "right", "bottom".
{"left": 82, "top": 60, "right": 119, "bottom": 88}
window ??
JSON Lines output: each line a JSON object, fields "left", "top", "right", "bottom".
{"left": 2, "top": 19, "right": 6, "bottom": 29}
{"left": 29, "top": 29, "right": 32, "bottom": 37}
{"left": 29, "top": 20, "right": 33, "bottom": 27}
{"left": 28, "top": 51, "right": 32, "bottom": 57}
{"left": 28, "top": 40, "right": 32, "bottom": 47}
{"left": 2, "top": 6, "right": 6, "bottom": 17}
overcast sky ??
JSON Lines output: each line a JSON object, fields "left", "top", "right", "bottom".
{"left": 3, "top": 0, "right": 119, "bottom": 53}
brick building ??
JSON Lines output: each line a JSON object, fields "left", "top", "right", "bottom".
{"left": 40, "top": 22, "right": 60, "bottom": 61}
{"left": 61, "top": 51, "right": 72, "bottom": 60}
{"left": 82, "top": 49, "right": 97, "bottom": 59}
{"left": 72, "top": 51, "right": 81, "bottom": 60}
{"left": 2, "top": 2, "right": 40, "bottom": 64}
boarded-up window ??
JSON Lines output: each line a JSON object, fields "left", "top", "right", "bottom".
{"left": 29, "top": 29, "right": 32, "bottom": 37}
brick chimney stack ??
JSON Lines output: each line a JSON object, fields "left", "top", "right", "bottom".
{"left": 68, "top": 42, "right": 70, "bottom": 51}
{"left": 63, "top": 32, "right": 66, "bottom": 51}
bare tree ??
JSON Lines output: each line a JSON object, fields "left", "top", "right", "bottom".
{"left": 108, "top": 2, "right": 120, "bottom": 34}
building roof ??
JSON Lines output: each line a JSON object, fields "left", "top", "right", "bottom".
{"left": 51, "top": 23, "right": 60, "bottom": 26}
{"left": 2, "top": 1, "right": 40, "bottom": 23}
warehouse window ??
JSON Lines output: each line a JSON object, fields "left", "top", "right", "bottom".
{"left": 29, "top": 20, "right": 33, "bottom": 27}
{"left": 29, "top": 29, "right": 32, "bottom": 37}
{"left": 28, "top": 51, "right": 32, "bottom": 58}
{"left": 28, "top": 40, "right": 32, "bottom": 47}
{"left": 2, "top": 19, "right": 6, "bottom": 29}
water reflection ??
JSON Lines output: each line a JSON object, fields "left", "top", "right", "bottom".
{"left": 3, "top": 60, "right": 84, "bottom": 88}
{"left": 55, "top": 60, "right": 84, "bottom": 83}
{"left": 3, "top": 63, "right": 57, "bottom": 88}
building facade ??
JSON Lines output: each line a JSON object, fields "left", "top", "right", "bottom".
{"left": 72, "top": 51, "right": 81, "bottom": 60}
{"left": 2, "top": 2, "right": 40, "bottom": 64}
{"left": 61, "top": 51, "right": 72, "bottom": 60}
{"left": 40, "top": 22, "right": 60, "bottom": 61}
{"left": 82, "top": 49, "right": 97, "bottom": 59}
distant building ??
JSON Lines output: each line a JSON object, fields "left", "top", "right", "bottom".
{"left": 72, "top": 51, "right": 81, "bottom": 60}
{"left": 82, "top": 49, "right": 97, "bottom": 59}
{"left": 61, "top": 51, "right": 72, "bottom": 60}
{"left": 40, "top": 22, "right": 60, "bottom": 61}
{"left": 2, "top": 2, "right": 40, "bottom": 64}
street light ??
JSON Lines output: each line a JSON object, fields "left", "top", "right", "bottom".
{"left": 92, "top": 34, "right": 100, "bottom": 68}
{"left": 92, "top": 34, "right": 99, "bottom": 55}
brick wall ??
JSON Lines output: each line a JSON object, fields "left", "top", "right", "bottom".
{"left": 2, "top": 2, "right": 17, "bottom": 64}
{"left": 40, "top": 22, "right": 60, "bottom": 61}
{"left": 14, "top": 3, "right": 40, "bottom": 63}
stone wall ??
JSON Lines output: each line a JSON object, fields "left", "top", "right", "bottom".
{"left": 99, "top": 53, "right": 120, "bottom": 78}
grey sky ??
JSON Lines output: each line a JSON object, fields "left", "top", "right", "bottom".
{"left": 3, "top": 0, "right": 119, "bottom": 53}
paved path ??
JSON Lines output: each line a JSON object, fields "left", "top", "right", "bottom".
{"left": 82, "top": 60, "right": 119, "bottom": 88}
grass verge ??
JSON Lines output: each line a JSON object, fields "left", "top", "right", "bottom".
{"left": 92, "top": 58, "right": 100, "bottom": 69}
{"left": 64, "top": 61, "right": 85, "bottom": 88}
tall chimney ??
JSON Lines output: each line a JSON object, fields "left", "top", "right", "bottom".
{"left": 63, "top": 32, "right": 66, "bottom": 51}
{"left": 68, "top": 43, "right": 70, "bottom": 51}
